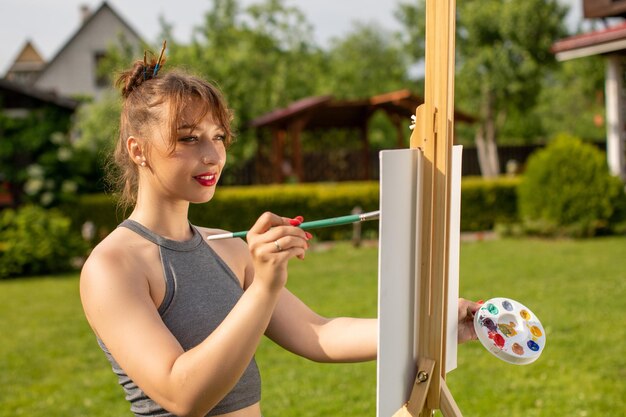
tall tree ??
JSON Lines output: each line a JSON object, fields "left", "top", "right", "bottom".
{"left": 534, "top": 55, "right": 606, "bottom": 142}
{"left": 322, "top": 23, "right": 410, "bottom": 99}
{"left": 396, "top": 0, "right": 568, "bottom": 176}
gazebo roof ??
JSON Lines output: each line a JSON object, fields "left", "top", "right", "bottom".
{"left": 552, "top": 21, "right": 626, "bottom": 61}
{"left": 249, "top": 89, "right": 475, "bottom": 130}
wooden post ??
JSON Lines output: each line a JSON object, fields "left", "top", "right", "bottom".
{"left": 360, "top": 122, "right": 371, "bottom": 180}
{"left": 396, "top": 0, "right": 460, "bottom": 415}
{"left": 289, "top": 122, "right": 304, "bottom": 182}
{"left": 272, "top": 128, "right": 286, "bottom": 183}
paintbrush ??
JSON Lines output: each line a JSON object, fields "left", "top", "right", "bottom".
{"left": 206, "top": 210, "right": 380, "bottom": 241}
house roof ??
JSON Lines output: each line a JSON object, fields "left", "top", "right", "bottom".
{"left": 4, "top": 40, "right": 46, "bottom": 76}
{"left": 33, "top": 1, "right": 143, "bottom": 83}
{"left": 552, "top": 21, "right": 626, "bottom": 60}
{"left": 249, "top": 89, "right": 475, "bottom": 130}
{"left": 0, "top": 78, "right": 79, "bottom": 111}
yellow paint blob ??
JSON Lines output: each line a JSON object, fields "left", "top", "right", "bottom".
{"left": 520, "top": 309, "right": 530, "bottom": 320}
{"left": 530, "top": 325, "right": 542, "bottom": 337}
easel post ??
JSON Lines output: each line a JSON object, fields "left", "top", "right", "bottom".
{"left": 396, "top": 0, "right": 460, "bottom": 415}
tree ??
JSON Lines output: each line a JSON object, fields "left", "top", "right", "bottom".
{"left": 322, "top": 23, "right": 410, "bottom": 99}
{"left": 534, "top": 55, "right": 606, "bottom": 142}
{"left": 396, "top": 0, "right": 568, "bottom": 177}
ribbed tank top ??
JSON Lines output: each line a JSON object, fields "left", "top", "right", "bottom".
{"left": 97, "top": 219, "right": 261, "bottom": 416}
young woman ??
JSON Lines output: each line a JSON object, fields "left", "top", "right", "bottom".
{"left": 80, "top": 50, "right": 480, "bottom": 417}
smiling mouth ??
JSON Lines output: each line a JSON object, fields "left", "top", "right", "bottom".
{"left": 193, "top": 173, "right": 218, "bottom": 186}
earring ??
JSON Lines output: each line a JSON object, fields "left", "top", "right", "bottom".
{"left": 140, "top": 161, "right": 146, "bottom": 167}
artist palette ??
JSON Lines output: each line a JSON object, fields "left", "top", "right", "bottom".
{"left": 473, "top": 297, "right": 546, "bottom": 365}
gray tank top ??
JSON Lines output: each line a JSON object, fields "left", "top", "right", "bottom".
{"left": 97, "top": 219, "right": 261, "bottom": 416}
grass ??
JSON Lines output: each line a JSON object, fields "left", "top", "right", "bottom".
{"left": 0, "top": 236, "right": 624, "bottom": 416}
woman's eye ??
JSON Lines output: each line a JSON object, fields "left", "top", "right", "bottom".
{"left": 178, "top": 136, "right": 198, "bottom": 143}
{"left": 214, "top": 134, "right": 226, "bottom": 142}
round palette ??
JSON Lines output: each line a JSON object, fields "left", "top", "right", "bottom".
{"left": 473, "top": 297, "right": 546, "bottom": 365}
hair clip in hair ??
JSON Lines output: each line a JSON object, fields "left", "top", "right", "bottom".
{"left": 143, "top": 51, "right": 148, "bottom": 80}
{"left": 152, "top": 40, "right": 167, "bottom": 77}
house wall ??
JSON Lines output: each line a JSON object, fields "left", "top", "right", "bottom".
{"left": 34, "top": 6, "right": 141, "bottom": 99}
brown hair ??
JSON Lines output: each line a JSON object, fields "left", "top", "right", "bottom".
{"left": 108, "top": 51, "right": 234, "bottom": 210}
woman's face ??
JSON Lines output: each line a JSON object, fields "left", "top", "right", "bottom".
{"left": 141, "top": 98, "right": 227, "bottom": 204}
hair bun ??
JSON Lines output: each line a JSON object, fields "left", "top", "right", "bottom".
{"left": 116, "top": 41, "right": 167, "bottom": 98}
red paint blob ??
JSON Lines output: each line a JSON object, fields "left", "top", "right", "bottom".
{"left": 488, "top": 331, "right": 505, "bottom": 349}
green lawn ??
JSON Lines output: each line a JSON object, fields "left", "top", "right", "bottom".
{"left": 1, "top": 237, "right": 624, "bottom": 416}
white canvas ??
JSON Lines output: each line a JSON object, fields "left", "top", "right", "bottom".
{"left": 376, "top": 149, "right": 422, "bottom": 417}
{"left": 376, "top": 146, "right": 463, "bottom": 416}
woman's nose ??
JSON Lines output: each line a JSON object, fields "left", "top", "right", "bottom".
{"left": 201, "top": 149, "right": 222, "bottom": 165}
{"left": 200, "top": 140, "right": 224, "bottom": 165}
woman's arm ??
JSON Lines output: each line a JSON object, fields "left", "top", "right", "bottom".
{"left": 265, "top": 289, "right": 377, "bottom": 362}
{"left": 266, "top": 294, "right": 480, "bottom": 363}
{"left": 81, "top": 213, "right": 309, "bottom": 417}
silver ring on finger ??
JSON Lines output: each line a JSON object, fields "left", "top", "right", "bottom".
{"left": 274, "top": 240, "right": 282, "bottom": 252}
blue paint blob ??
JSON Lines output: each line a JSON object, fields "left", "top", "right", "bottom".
{"left": 527, "top": 340, "right": 540, "bottom": 352}
{"left": 502, "top": 300, "right": 513, "bottom": 311}
{"left": 486, "top": 303, "right": 499, "bottom": 315}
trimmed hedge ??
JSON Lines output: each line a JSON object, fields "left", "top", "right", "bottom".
{"left": 63, "top": 178, "right": 520, "bottom": 244}
{"left": 189, "top": 182, "right": 380, "bottom": 241}
{"left": 460, "top": 176, "right": 520, "bottom": 231}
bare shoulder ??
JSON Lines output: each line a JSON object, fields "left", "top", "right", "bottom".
{"left": 80, "top": 228, "right": 156, "bottom": 319}
{"left": 81, "top": 227, "right": 151, "bottom": 282}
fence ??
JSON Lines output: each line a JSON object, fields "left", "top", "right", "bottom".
{"left": 221, "top": 143, "right": 587, "bottom": 185}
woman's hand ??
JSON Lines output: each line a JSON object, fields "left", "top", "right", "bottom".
{"left": 457, "top": 298, "right": 482, "bottom": 344}
{"left": 246, "top": 212, "right": 310, "bottom": 292}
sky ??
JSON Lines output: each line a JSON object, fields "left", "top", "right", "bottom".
{"left": 0, "top": 0, "right": 583, "bottom": 75}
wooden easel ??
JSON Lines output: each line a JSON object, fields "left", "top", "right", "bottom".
{"left": 392, "top": 0, "right": 461, "bottom": 416}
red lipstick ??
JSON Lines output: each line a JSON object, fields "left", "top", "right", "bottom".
{"left": 193, "top": 172, "right": 218, "bottom": 186}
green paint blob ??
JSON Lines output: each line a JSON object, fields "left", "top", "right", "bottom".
{"left": 486, "top": 303, "right": 499, "bottom": 315}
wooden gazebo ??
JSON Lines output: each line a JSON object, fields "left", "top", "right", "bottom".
{"left": 249, "top": 90, "right": 474, "bottom": 183}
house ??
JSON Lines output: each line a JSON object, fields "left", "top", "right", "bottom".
{"left": 3, "top": 1, "right": 143, "bottom": 100}
{"left": 4, "top": 40, "right": 46, "bottom": 85}
{"left": 552, "top": 0, "right": 626, "bottom": 181}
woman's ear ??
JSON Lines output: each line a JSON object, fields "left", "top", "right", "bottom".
{"left": 127, "top": 136, "right": 147, "bottom": 167}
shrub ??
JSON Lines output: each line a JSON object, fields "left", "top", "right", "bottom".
{"left": 517, "top": 134, "right": 623, "bottom": 237}
{"left": 0, "top": 205, "right": 88, "bottom": 278}
{"left": 460, "top": 176, "right": 520, "bottom": 231}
